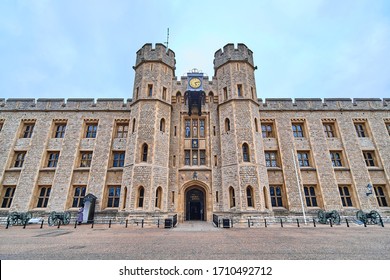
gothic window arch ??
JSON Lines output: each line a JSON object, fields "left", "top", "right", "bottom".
{"left": 229, "top": 186, "right": 236, "bottom": 208}
{"left": 137, "top": 186, "right": 145, "bottom": 208}
{"left": 141, "top": 143, "right": 148, "bottom": 162}
{"left": 246, "top": 186, "right": 254, "bottom": 207}
{"left": 155, "top": 187, "right": 162, "bottom": 209}
{"left": 242, "top": 143, "right": 250, "bottom": 162}
{"left": 160, "top": 118, "right": 166, "bottom": 132}
{"left": 176, "top": 91, "right": 182, "bottom": 103}
{"left": 132, "top": 119, "right": 136, "bottom": 133}
{"left": 225, "top": 118, "right": 230, "bottom": 132}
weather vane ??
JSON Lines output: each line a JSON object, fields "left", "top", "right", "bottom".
{"left": 164, "top": 28, "right": 170, "bottom": 52}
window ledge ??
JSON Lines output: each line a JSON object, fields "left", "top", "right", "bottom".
{"left": 108, "top": 167, "right": 124, "bottom": 171}
{"left": 74, "top": 167, "right": 91, "bottom": 171}
{"left": 300, "top": 167, "right": 316, "bottom": 171}
{"left": 333, "top": 167, "right": 350, "bottom": 171}
{"left": 272, "top": 207, "right": 288, "bottom": 211}
{"left": 40, "top": 168, "right": 56, "bottom": 172}
{"left": 367, "top": 167, "right": 384, "bottom": 171}
{"left": 5, "top": 168, "right": 22, "bottom": 172}
{"left": 267, "top": 167, "right": 282, "bottom": 171}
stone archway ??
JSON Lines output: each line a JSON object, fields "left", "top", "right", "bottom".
{"left": 185, "top": 187, "right": 205, "bottom": 221}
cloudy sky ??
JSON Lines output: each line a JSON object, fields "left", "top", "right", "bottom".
{"left": 0, "top": 0, "right": 389, "bottom": 100}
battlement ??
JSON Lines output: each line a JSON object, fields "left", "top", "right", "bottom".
{"left": 0, "top": 98, "right": 132, "bottom": 111}
{"left": 213, "top": 43, "right": 255, "bottom": 70}
{"left": 135, "top": 43, "right": 176, "bottom": 69}
{"left": 260, "top": 98, "right": 390, "bottom": 110}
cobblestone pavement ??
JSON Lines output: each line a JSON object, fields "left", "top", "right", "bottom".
{"left": 1, "top": 221, "right": 389, "bottom": 260}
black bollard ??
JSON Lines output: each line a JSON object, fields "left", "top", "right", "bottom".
{"left": 126, "top": 219, "right": 128, "bottom": 228}
{"left": 91, "top": 221, "right": 94, "bottom": 228}
{"left": 74, "top": 220, "right": 77, "bottom": 229}
{"left": 141, "top": 219, "right": 144, "bottom": 228}
{"left": 157, "top": 219, "right": 159, "bottom": 228}
{"left": 380, "top": 218, "right": 384, "bottom": 228}
{"left": 23, "top": 220, "right": 27, "bottom": 229}
{"left": 330, "top": 219, "right": 333, "bottom": 227}
{"left": 264, "top": 219, "right": 267, "bottom": 228}
{"left": 231, "top": 218, "right": 233, "bottom": 228}
{"left": 280, "top": 219, "right": 283, "bottom": 228}
{"left": 296, "top": 219, "right": 300, "bottom": 228}
{"left": 6, "top": 220, "right": 10, "bottom": 229}
{"left": 57, "top": 220, "right": 61, "bottom": 229}
{"left": 313, "top": 218, "right": 316, "bottom": 228}
{"left": 363, "top": 220, "right": 367, "bottom": 227}
{"left": 40, "top": 220, "right": 44, "bottom": 229}
{"left": 109, "top": 219, "right": 111, "bottom": 228}
{"left": 345, "top": 218, "right": 349, "bottom": 228}
{"left": 248, "top": 219, "right": 250, "bottom": 228}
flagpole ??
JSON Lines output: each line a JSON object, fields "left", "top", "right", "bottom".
{"left": 292, "top": 149, "right": 307, "bottom": 225}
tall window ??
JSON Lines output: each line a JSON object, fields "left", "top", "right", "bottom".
{"left": 363, "top": 151, "right": 377, "bottom": 167}
{"left": 160, "top": 118, "right": 165, "bottom": 132}
{"left": 162, "top": 87, "right": 167, "bottom": 100}
{"left": 1, "top": 186, "right": 16, "bottom": 208}
{"left": 72, "top": 186, "right": 86, "bottom": 208}
{"left": 223, "top": 87, "right": 228, "bottom": 100}
{"left": 107, "top": 186, "right": 121, "bottom": 208}
{"left": 339, "top": 185, "right": 353, "bottom": 207}
{"left": 374, "top": 185, "right": 388, "bottom": 207}
{"left": 386, "top": 122, "right": 390, "bottom": 136}
{"left": 292, "top": 123, "right": 305, "bottom": 138}
{"left": 297, "top": 151, "right": 310, "bottom": 167}
{"left": 225, "top": 118, "right": 230, "bottom": 132}
{"left": 323, "top": 123, "right": 336, "bottom": 138}
{"left": 0, "top": 121, "right": 3, "bottom": 132}
{"left": 304, "top": 185, "right": 318, "bottom": 207}
{"left": 261, "top": 123, "right": 274, "bottom": 138}
{"left": 148, "top": 84, "right": 153, "bottom": 97}
{"left": 330, "top": 151, "right": 343, "bottom": 167}
{"left": 138, "top": 187, "right": 145, "bottom": 208}
{"left": 155, "top": 187, "right": 162, "bottom": 208}
{"left": 270, "top": 186, "right": 283, "bottom": 207}
{"left": 47, "top": 152, "right": 60, "bottom": 168}
{"left": 116, "top": 123, "right": 129, "bottom": 138}
{"left": 242, "top": 143, "right": 250, "bottom": 162}
{"left": 246, "top": 186, "right": 254, "bottom": 207}
{"left": 265, "top": 151, "right": 278, "bottom": 167}
{"left": 13, "top": 151, "right": 26, "bottom": 168}
{"left": 36, "top": 186, "right": 51, "bottom": 208}
{"left": 112, "top": 151, "right": 125, "bottom": 167}
{"left": 141, "top": 144, "right": 148, "bottom": 162}
{"left": 85, "top": 123, "right": 98, "bottom": 138}
{"left": 54, "top": 123, "right": 66, "bottom": 138}
{"left": 132, "top": 119, "right": 136, "bottom": 133}
{"left": 80, "top": 151, "right": 93, "bottom": 167}
{"left": 22, "top": 123, "right": 35, "bottom": 138}
{"left": 237, "top": 84, "right": 243, "bottom": 97}
{"left": 355, "top": 123, "right": 367, "bottom": 137}
{"left": 229, "top": 187, "right": 236, "bottom": 208}
{"left": 254, "top": 118, "right": 258, "bottom": 132}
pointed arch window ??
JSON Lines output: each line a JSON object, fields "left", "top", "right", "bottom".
{"left": 225, "top": 118, "right": 230, "bottom": 132}
{"left": 242, "top": 143, "right": 250, "bottom": 162}
{"left": 246, "top": 186, "right": 254, "bottom": 207}
{"left": 141, "top": 144, "right": 148, "bottom": 162}
{"left": 155, "top": 187, "right": 162, "bottom": 209}
{"left": 229, "top": 187, "right": 236, "bottom": 208}
{"left": 138, "top": 186, "right": 145, "bottom": 208}
{"left": 160, "top": 118, "right": 166, "bottom": 132}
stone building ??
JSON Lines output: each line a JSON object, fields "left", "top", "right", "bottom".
{"left": 0, "top": 43, "right": 389, "bottom": 224}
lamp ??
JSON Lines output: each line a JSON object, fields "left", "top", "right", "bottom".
{"left": 366, "top": 183, "right": 373, "bottom": 196}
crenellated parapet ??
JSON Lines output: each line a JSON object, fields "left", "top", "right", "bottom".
{"left": 213, "top": 43, "right": 255, "bottom": 70}
{"left": 135, "top": 43, "right": 176, "bottom": 69}
{"left": 0, "top": 98, "right": 132, "bottom": 111}
{"left": 260, "top": 98, "right": 390, "bottom": 111}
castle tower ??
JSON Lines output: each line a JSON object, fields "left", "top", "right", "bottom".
{"left": 214, "top": 44, "right": 270, "bottom": 215}
{"left": 123, "top": 44, "right": 175, "bottom": 217}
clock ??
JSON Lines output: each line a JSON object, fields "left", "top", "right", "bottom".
{"left": 189, "top": 77, "right": 202, "bottom": 89}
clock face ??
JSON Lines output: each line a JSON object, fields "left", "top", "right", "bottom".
{"left": 189, "top": 77, "right": 201, "bottom": 89}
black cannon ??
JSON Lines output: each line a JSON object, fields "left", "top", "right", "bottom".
{"left": 7, "top": 211, "right": 32, "bottom": 225}
{"left": 356, "top": 210, "right": 381, "bottom": 225}
{"left": 317, "top": 210, "right": 340, "bottom": 225}
{"left": 48, "top": 211, "right": 71, "bottom": 226}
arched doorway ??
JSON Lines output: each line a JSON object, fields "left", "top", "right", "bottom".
{"left": 185, "top": 187, "right": 205, "bottom": 221}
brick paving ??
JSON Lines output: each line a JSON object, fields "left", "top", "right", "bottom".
{"left": 0, "top": 221, "right": 389, "bottom": 260}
